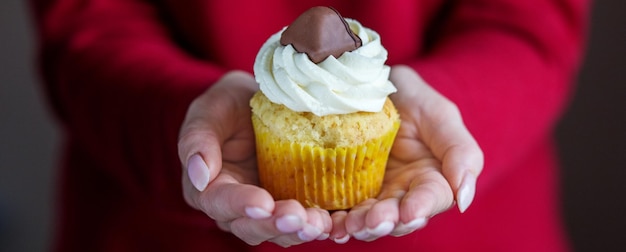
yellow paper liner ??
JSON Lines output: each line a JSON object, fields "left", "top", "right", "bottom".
{"left": 252, "top": 116, "right": 400, "bottom": 210}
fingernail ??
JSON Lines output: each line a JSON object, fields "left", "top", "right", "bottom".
{"left": 369, "top": 221, "right": 394, "bottom": 236}
{"left": 391, "top": 217, "right": 427, "bottom": 237}
{"left": 353, "top": 221, "right": 394, "bottom": 241}
{"left": 317, "top": 232, "right": 330, "bottom": 240}
{"left": 457, "top": 172, "right": 477, "bottom": 213}
{"left": 245, "top": 207, "right": 271, "bottom": 219}
{"left": 276, "top": 215, "right": 302, "bottom": 233}
{"left": 333, "top": 235, "right": 350, "bottom": 244}
{"left": 297, "top": 224, "right": 322, "bottom": 241}
{"left": 187, "top": 154, "right": 210, "bottom": 191}
{"left": 352, "top": 229, "right": 369, "bottom": 241}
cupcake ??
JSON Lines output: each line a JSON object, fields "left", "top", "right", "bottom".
{"left": 251, "top": 6, "right": 400, "bottom": 210}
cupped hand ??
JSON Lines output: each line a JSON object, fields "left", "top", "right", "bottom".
{"left": 330, "top": 65, "right": 484, "bottom": 242}
{"left": 178, "top": 70, "right": 331, "bottom": 247}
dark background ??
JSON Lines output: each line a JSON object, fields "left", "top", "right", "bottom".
{"left": 1, "top": 0, "right": 624, "bottom": 251}
{"left": 555, "top": 0, "right": 626, "bottom": 251}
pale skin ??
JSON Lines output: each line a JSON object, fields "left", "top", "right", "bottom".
{"left": 178, "top": 65, "right": 484, "bottom": 247}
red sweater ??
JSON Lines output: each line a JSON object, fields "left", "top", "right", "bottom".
{"left": 29, "top": 0, "right": 588, "bottom": 251}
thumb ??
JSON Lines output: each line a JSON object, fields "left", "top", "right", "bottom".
{"left": 178, "top": 70, "right": 257, "bottom": 191}
{"left": 178, "top": 97, "right": 225, "bottom": 191}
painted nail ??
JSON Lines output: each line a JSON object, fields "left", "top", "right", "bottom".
{"left": 352, "top": 221, "right": 393, "bottom": 241}
{"left": 333, "top": 235, "right": 350, "bottom": 244}
{"left": 297, "top": 224, "right": 322, "bottom": 241}
{"left": 352, "top": 229, "right": 370, "bottom": 241}
{"left": 245, "top": 207, "right": 271, "bottom": 219}
{"left": 391, "top": 217, "right": 427, "bottom": 237}
{"left": 457, "top": 172, "right": 477, "bottom": 213}
{"left": 317, "top": 232, "right": 330, "bottom": 240}
{"left": 187, "top": 154, "right": 210, "bottom": 191}
{"left": 368, "top": 221, "right": 394, "bottom": 236}
{"left": 276, "top": 215, "right": 302, "bottom": 233}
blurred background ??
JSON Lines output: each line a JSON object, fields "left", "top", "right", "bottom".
{"left": 1, "top": 0, "right": 624, "bottom": 251}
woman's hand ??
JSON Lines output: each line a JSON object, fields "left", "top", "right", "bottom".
{"left": 329, "top": 65, "right": 484, "bottom": 242}
{"left": 178, "top": 71, "right": 331, "bottom": 247}
{"left": 178, "top": 67, "right": 483, "bottom": 245}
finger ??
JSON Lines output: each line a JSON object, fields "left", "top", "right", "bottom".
{"left": 423, "top": 104, "right": 483, "bottom": 213}
{"left": 377, "top": 156, "right": 451, "bottom": 238}
{"left": 390, "top": 217, "right": 428, "bottom": 237}
{"left": 390, "top": 65, "right": 484, "bottom": 213}
{"left": 357, "top": 198, "right": 400, "bottom": 241}
{"left": 290, "top": 208, "right": 331, "bottom": 242}
{"left": 344, "top": 199, "right": 375, "bottom": 235}
{"left": 346, "top": 199, "right": 398, "bottom": 241}
{"left": 382, "top": 159, "right": 453, "bottom": 222}
{"left": 188, "top": 175, "right": 275, "bottom": 222}
{"left": 375, "top": 160, "right": 441, "bottom": 237}
{"left": 395, "top": 161, "right": 453, "bottom": 229}
{"left": 226, "top": 199, "right": 309, "bottom": 247}
{"left": 267, "top": 200, "right": 314, "bottom": 247}
{"left": 272, "top": 208, "right": 328, "bottom": 245}
{"left": 393, "top": 178, "right": 445, "bottom": 235}
{"left": 177, "top": 71, "right": 258, "bottom": 191}
{"left": 178, "top": 128, "right": 222, "bottom": 192}
{"left": 442, "top": 143, "right": 483, "bottom": 213}
{"left": 303, "top": 208, "right": 332, "bottom": 241}
{"left": 330, "top": 211, "right": 350, "bottom": 244}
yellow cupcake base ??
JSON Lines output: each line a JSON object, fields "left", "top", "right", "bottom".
{"left": 253, "top": 117, "right": 400, "bottom": 210}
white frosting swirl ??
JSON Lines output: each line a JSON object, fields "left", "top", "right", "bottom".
{"left": 253, "top": 19, "right": 397, "bottom": 116}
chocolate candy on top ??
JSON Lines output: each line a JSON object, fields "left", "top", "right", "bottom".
{"left": 280, "top": 6, "right": 362, "bottom": 64}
